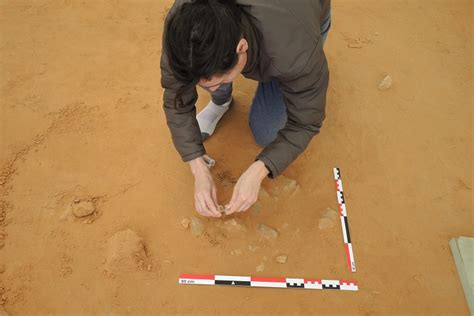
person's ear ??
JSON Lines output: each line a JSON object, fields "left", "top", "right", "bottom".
{"left": 236, "top": 38, "right": 248, "bottom": 54}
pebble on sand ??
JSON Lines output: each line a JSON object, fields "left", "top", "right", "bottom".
{"left": 275, "top": 255, "right": 288, "bottom": 264}
{"left": 190, "top": 216, "right": 205, "bottom": 236}
{"left": 224, "top": 218, "right": 247, "bottom": 233}
{"left": 248, "top": 244, "right": 259, "bottom": 252}
{"left": 181, "top": 218, "right": 191, "bottom": 229}
{"left": 256, "top": 262, "right": 265, "bottom": 272}
{"left": 230, "top": 249, "right": 243, "bottom": 256}
{"left": 257, "top": 223, "right": 279, "bottom": 240}
{"left": 378, "top": 75, "right": 393, "bottom": 90}
{"left": 70, "top": 199, "right": 96, "bottom": 218}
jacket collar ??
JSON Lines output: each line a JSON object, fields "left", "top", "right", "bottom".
{"left": 241, "top": 12, "right": 260, "bottom": 76}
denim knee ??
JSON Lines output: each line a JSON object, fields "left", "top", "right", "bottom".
{"left": 250, "top": 122, "right": 277, "bottom": 147}
{"left": 249, "top": 80, "right": 287, "bottom": 147}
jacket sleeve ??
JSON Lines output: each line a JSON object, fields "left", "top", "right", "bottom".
{"left": 256, "top": 45, "right": 329, "bottom": 177}
{"left": 160, "top": 32, "right": 206, "bottom": 162}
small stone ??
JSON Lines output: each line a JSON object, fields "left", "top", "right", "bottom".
{"left": 347, "top": 42, "right": 363, "bottom": 48}
{"left": 223, "top": 219, "right": 246, "bottom": 233}
{"left": 257, "top": 224, "right": 279, "bottom": 240}
{"left": 256, "top": 262, "right": 265, "bottom": 272}
{"left": 378, "top": 75, "right": 392, "bottom": 90}
{"left": 248, "top": 244, "right": 259, "bottom": 252}
{"left": 230, "top": 249, "right": 243, "bottom": 256}
{"left": 359, "top": 36, "right": 372, "bottom": 44}
{"left": 83, "top": 218, "right": 94, "bottom": 224}
{"left": 70, "top": 199, "right": 95, "bottom": 218}
{"left": 0, "top": 264, "right": 5, "bottom": 274}
{"left": 147, "top": 264, "right": 152, "bottom": 272}
{"left": 190, "top": 216, "right": 205, "bottom": 236}
{"left": 181, "top": 218, "right": 191, "bottom": 229}
{"left": 217, "top": 205, "right": 227, "bottom": 214}
{"left": 275, "top": 255, "right": 288, "bottom": 264}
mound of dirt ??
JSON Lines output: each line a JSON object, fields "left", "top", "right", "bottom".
{"left": 104, "top": 229, "right": 151, "bottom": 276}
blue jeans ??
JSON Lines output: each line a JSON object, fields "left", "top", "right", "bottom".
{"left": 211, "top": 12, "right": 331, "bottom": 146}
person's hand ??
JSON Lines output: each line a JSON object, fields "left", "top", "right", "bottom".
{"left": 189, "top": 156, "right": 221, "bottom": 218}
{"left": 225, "top": 160, "right": 269, "bottom": 214}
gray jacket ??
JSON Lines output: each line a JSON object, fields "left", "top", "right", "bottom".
{"left": 161, "top": 0, "right": 330, "bottom": 177}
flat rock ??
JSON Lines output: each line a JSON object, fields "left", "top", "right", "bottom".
{"left": 70, "top": 199, "right": 95, "bottom": 218}
{"left": 275, "top": 255, "right": 288, "bottom": 264}
{"left": 257, "top": 223, "right": 279, "bottom": 240}
{"left": 318, "top": 218, "right": 334, "bottom": 230}
{"left": 190, "top": 216, "right": 205, "bottom": 236}
{"left": 378, "top": 75, "right": 392, "bottom": 90}
{"left": 322, "top": 207, "right": 339, "bottom": 220}
{"left": 319, "top": 208, "right": 338, "bottom": 230}
{"left": 271, "top": 175, "right": 298, "bottom": 197}
{"left": 104, "top": 229, "right": 148, "bottom": 274}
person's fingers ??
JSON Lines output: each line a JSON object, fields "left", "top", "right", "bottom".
{"left": 206, "top": 190, "right": 220, "bottom": 216}
{"left": 237, "top": 200, "right": 250, "bottom": 213}
{"left": 197, "top": 196, "right": 213, "bottom": 217}
{"left": 211, "top": 186, "right": 218, "bottom": 205}
{"left": 225, "top": 187, "right": 239, "bottom": 214}
{"left": 204, "top": 196, "right": 221, "bottom": 217}
{"left": 231, "top": 198, "right": 246, "bottom": 215}
{"left": 195, "top": 198, "right": 206, "bottom": 217}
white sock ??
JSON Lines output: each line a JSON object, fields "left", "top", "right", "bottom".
{"left": 197, "top": 97, "right": 232, "bottom": 140}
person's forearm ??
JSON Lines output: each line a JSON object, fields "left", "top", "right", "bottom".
{"left": 253, "top": 160, "right": 270, "bottom": 181}
{"left": 188, "top": 156, "right": 209, "bottom": 177}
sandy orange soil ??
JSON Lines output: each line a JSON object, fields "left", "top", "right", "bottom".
{"left": 0, "top": 0, "right": 472, "bottom": 315}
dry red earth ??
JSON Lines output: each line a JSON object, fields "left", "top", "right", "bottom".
{"left": 0, "top": 0, "right": 472, "bottom": 314}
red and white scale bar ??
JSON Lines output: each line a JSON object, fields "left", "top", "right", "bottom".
{"left": 334, "top": 167, "right": 356, "bottom": 272}
{"left": 179, "top": 274, "right": 358, "bottom": 291}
